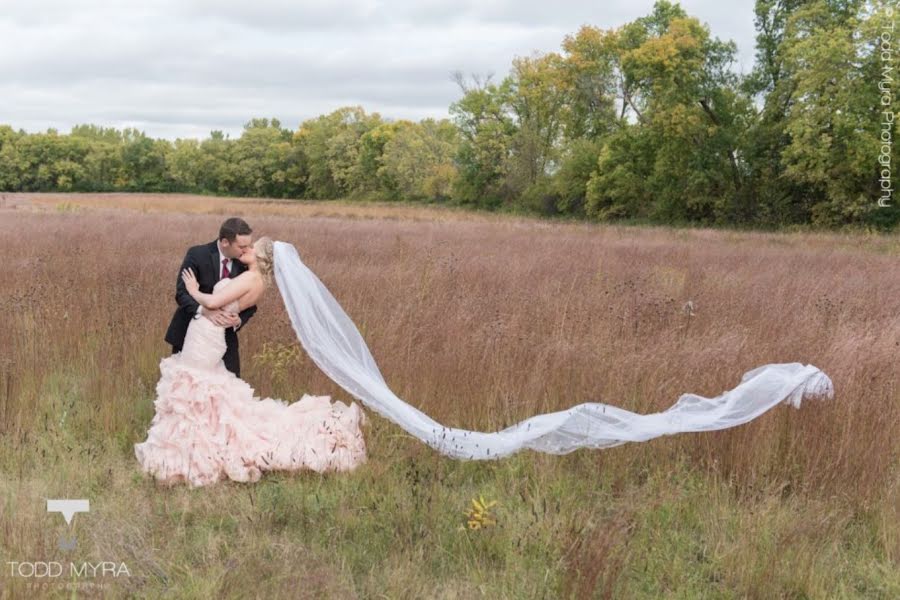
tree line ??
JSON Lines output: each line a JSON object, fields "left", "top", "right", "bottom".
{"left": 1, "top": 1, "right": 897, "bottom": 230}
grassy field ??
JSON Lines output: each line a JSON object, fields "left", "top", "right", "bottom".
{"left": 1, "top": 192, "right": 898, "bottom": 598}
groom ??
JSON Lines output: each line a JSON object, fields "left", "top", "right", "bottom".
{"left": 165, "top": 217, "right": 258, "bottom": 377}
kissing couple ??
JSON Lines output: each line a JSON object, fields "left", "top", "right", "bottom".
{"left": 135, "top": 217, "right": 835, "bottom": 489}
{"left": 134, "top": 217, "right": 368, "bottom": 488}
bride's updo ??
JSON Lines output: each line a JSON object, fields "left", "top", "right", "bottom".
{"left": 254, "top": 236, "right": 275, "bottom": 284}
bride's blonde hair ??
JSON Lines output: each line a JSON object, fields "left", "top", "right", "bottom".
{"left": 254, "top": 236, "right": 274, "bottom": 285}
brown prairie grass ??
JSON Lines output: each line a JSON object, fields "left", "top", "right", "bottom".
{"left": 0, "top": 192, "right": 898, "bottom": 598}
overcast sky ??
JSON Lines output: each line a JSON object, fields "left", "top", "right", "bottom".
{"left": 0, "top": 0, "right": 759, "bottom": 140}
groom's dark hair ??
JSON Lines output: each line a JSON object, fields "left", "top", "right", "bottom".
{"left": 219, "top": 217, "right": 252, "bottom": 242}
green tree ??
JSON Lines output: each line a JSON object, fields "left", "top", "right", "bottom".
{"left": 777, "top": 0, "right": 896, "bottom": 226}
{"left": 120, "top": 129, "right": 171, "bottom": 191}
{"left": 380, "top": 119, "right": 459, "bottom": 201}
{"left": 584, "top": 2, "right": 751, "bottom": 224}
{"left": 229, "top": 118, "right": 293, "bottom": 197}
{"left": 449, "top": 73, "right": 517, "bottom": 208}
{"left": 294, "top": 106, "right": 383, "bottom": 199}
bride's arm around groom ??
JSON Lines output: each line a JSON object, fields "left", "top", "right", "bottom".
{"left": 164, "top": 218, "right": 259, "bottom": 377}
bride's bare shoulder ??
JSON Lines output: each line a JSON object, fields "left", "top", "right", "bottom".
{"left": 238, "top": 270, "right": 264, "bottom": 286}
{"left": 234, "top": 269, "right": 260, "bottom": 280}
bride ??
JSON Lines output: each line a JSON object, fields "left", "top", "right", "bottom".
{"left": 134, "top": 237, "right": 368, "bottom": 488}
{"left": 136, "top": 236, "right": 835, "bottom": 488}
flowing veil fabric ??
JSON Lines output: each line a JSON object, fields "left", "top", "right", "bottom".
{"left": 272, "top": 241, "right": 834, "bottom": 460}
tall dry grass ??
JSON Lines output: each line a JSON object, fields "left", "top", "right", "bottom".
{"left": 0, "top": 192, "right": 898, "bottom": 598}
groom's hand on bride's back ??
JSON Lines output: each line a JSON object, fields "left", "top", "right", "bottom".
{"left": 224, "top": 311, "right": 241, "bottom": 330}
{"left": 203, "top": 308, "right": 237, "bottom": 328}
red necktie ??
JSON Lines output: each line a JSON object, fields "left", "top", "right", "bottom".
{"left": 221, "top": 258, "right": 230, "bottom": 279}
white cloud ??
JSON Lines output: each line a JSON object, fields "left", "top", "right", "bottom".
{"left": 0, "top": 0, "right": 759, "bottom": 139}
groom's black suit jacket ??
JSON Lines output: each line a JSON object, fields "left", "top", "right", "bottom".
{"left": 164, "top": 240, "right": 258, "bottom": 377}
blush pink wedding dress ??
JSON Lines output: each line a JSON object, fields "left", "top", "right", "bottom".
{"left": 134, "top": 278, "right": 368, "bottom": 488}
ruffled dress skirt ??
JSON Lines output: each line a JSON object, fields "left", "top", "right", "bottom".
{"left": 134, "top": 312, "right": 368, "bottom": 488}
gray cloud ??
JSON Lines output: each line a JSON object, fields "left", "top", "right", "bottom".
{"left": 0, "top": 0, "right": 759, "bottom": 140}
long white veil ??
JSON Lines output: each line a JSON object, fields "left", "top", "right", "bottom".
{"left": 272, "top": 241, "right": 834, "bottom": 460}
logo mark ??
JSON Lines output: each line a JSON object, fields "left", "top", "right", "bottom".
{"left": 47, "top": 499, "right": 89, "bottom": 552}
